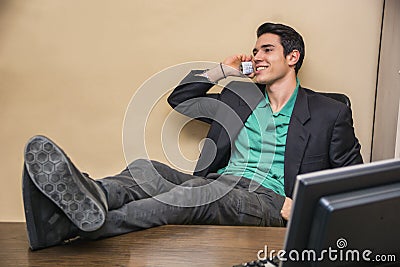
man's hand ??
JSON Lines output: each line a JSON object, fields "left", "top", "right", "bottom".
{"left": 222, "top": 54, "right": 254, "bottom": 77}
{"left": 223, "top": 54, "right": 252, "bottom": 69}
{"left": 281, "top": 197, "right": 292, "bottom": 221}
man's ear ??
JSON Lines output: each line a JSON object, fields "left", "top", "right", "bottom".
{"left": 287, "top": 49, "right": 300, "bottom": 68}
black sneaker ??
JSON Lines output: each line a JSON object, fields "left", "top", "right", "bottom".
{"left": 24, "top": 135, "right": 108, "bottom": 232}
{"left": 23, "top": 167, "right": 80, "bottom": 250}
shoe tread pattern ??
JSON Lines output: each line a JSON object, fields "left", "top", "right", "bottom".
{"left": 24, "top": 136, "right": 105, "bottom": 232}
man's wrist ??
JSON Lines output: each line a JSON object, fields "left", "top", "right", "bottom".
{"left": 201, "top": 65, "right": 226, "bottom": 83}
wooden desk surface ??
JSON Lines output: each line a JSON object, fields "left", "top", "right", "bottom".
{"left": 0, "top": 222, "right": 286, "bottom": 266}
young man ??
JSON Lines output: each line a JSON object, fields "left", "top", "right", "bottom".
{"left": 22, "top": 22, "right": 363, "bottom": 250}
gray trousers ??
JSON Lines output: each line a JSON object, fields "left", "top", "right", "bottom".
{"left": 83, "top": 159, "right": 286, "bottom": 239}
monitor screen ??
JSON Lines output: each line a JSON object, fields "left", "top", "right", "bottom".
{"left": 282, "top": 158, "right": 400, "bottom": 266}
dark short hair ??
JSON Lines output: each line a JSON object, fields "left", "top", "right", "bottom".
{"left": 257, "top": 22, "right": 305, "bottom": 73}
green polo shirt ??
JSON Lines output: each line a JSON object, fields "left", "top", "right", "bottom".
{"left": 217, "top": 80, "right": 299, "bottom": 196}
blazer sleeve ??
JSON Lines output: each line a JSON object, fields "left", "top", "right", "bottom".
{"left": 167, "top": 70, "right": 221, "bottom": 124}
{"left": 329, "top": 104, "right": 363, "bottom": 167}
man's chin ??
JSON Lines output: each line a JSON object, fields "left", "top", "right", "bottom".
{"left": 254, "top": 77, "right": 268, "bottom": 85}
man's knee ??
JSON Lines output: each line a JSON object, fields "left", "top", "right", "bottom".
{"left": 127, "top": 159, "right": 168, "bottom": 172}
{"left": 127, "top": 158, "right": 152, "bottom": 169}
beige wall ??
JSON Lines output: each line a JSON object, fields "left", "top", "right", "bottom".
{"left": 0, "top": 0, "right": 383, "bottom": 222}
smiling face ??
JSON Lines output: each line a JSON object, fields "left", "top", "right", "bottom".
{"left": 252, "top": 33, "right": 297, "bottom": 86}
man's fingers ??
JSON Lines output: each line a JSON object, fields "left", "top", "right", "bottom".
{"left": 281, "top": 197, "right": 293, "bottom": 221}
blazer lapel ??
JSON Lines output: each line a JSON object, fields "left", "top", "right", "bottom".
{"left": 284, "top": 87, "right": 311, "bottom": 194}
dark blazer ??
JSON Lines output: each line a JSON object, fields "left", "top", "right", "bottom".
{"left": 168, "top": 70, "right": 363, "bottom": 198}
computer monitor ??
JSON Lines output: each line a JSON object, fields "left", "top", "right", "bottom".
{"left": 282, "top": 158, "right": 400, "bottom": 266}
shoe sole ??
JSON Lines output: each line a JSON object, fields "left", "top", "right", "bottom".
{"left": 24, "top": 136, "right": 105, "bottom": 232}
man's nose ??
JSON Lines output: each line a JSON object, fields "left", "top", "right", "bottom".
{"left": 253, "top": 51, "right": 262, "bottom": 62}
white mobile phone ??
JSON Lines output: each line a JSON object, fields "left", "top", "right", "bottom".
{"left": 240, "top": 62, "right": 254, "bottom": 75}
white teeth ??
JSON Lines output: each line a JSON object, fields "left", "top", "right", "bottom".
{"left": 257, "top": 67, "right": 267, "bottom": 71}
